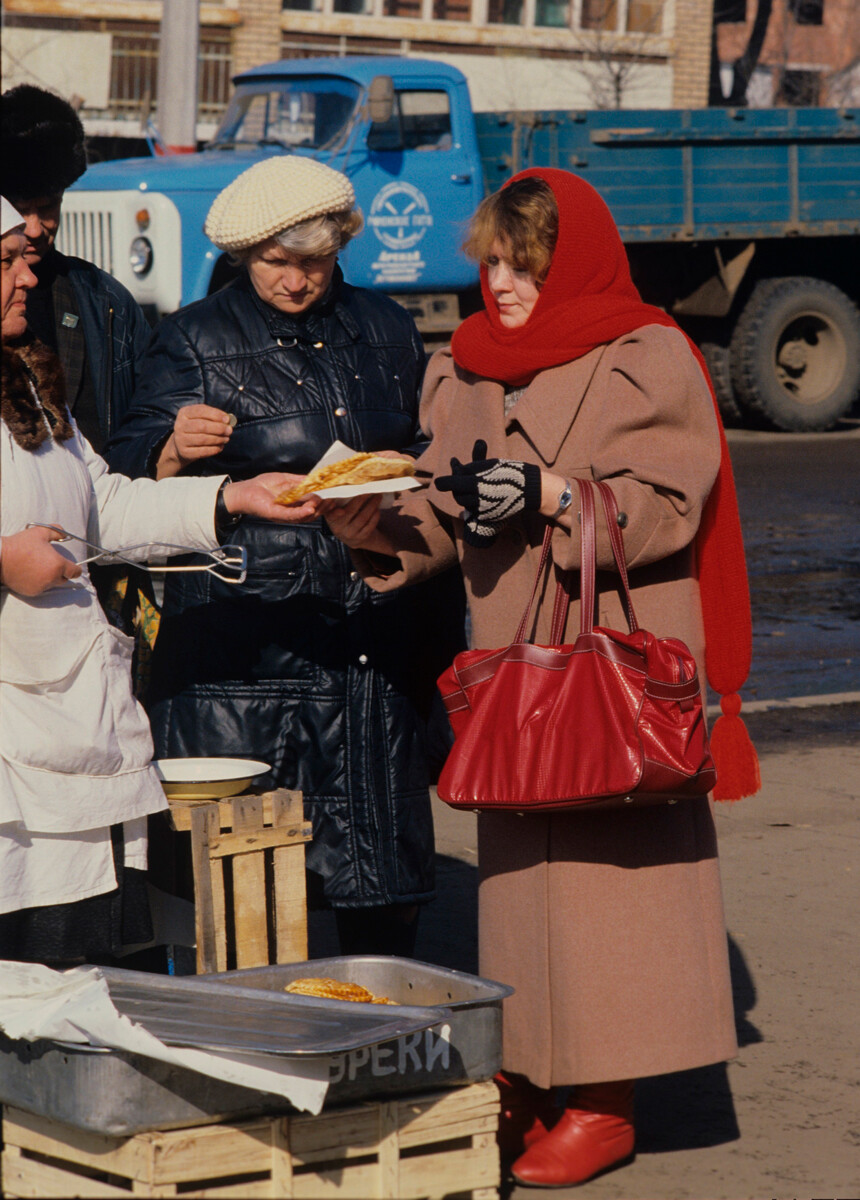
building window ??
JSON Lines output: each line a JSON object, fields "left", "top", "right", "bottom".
{"left": 334, "top": 0, "right": 370, "bottom": 11}
{"left": 777, "top": 68, "right": 822, "bottom": 105}
{"left": 282, "top": 0, "right": 317, "bottom": 10}
{"left": 488, "top": 0, "right": 525, "bottom": 25}
{"left": 384, "top": 0, "right": 422, "bottom": 13}
{"left": 788, "top": 0, "right": 824, "bottom": 25}
{"left": 434, "top": 0, "right": 472, "bottom": 18}
{"left": 535, "top": 0, "right": 570, "bottom": 28}
{"left": 713, "top": 0, "right": 747, "bottom": 21}
{"left": 626, "top": 0, "right": 663, "bottom": 32}
{"left": 580, "top": 0, "right": 617, "bottom": 30}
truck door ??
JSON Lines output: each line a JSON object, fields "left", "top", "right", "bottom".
{"left": 341, "top": 85, "right": 483, "bottom": 296}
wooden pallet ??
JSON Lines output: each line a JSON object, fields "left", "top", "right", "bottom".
{"left": 1, "top": 1080, "right": 500, "bottom": 1199}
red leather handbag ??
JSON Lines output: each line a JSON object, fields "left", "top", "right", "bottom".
{"left": 437, "top": 478, "right": 716, "bottom": 813}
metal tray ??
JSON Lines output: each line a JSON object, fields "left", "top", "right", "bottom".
{"left": 198, "top": 957, "right": 512, "bottom": 1108}
{"left": 0, "top": 959, "right": 511, "bottom": 1134}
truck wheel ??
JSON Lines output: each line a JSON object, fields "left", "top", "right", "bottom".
{"left": 699, "top": 338, "right": 745, "bottom": 427}
{"left": 730, "top": 277, "right": 860, "bottom": 432}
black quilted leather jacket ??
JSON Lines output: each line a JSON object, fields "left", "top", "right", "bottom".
{"left": 107, "top": 269, "right": 465, "bottom": 907}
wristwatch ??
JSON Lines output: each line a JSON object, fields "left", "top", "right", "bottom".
{"left": 214, "top": 477, "right": 241, "bottom": 539}
{"left": 551, "top": 479, "right": 573, "bottom": 521}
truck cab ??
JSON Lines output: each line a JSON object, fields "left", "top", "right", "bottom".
{"left": 61, "top": 57, "right": 485, "bottom": 331}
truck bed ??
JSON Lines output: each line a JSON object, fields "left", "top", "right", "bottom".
{"left": 475, "top": 106, "right": 860, "bottom": 243}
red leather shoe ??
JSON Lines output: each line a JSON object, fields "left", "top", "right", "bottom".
{"left": 494, "top": 1071, "right": 560, "bottom": 1161}
{"left": 510, "top": 1080, "right": 635, "bottom": 1187}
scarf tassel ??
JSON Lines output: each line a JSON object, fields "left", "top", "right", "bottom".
{"left": 710, "top": 693, "right": 761, "bottom": 802}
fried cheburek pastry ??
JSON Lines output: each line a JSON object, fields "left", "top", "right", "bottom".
{"left": 275, "top": 452, "right": 415, "bottom": 506}
{"left": 284, "top": 977, "right": 395, "bottom": 1004}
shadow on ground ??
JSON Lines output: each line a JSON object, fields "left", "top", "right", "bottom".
{"left": 309, "top": 852, "right": 758, "bottom": 1160}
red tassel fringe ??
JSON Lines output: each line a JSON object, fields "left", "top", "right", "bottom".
{"left": 710, "top": 694, "right": 762, "bottom": 802}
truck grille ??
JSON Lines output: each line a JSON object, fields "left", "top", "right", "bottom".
{"left": 58, "top": 209, "right": 115, "bottom": 276}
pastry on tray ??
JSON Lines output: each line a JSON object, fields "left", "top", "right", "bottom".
{"left": 275, "top": 453, "right": 416, "bottom": 505}
{"left": 284, "top": 976, "right": 395, "bottom": 1004}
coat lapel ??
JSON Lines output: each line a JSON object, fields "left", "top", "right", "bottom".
{"left": 504, "top": 345, "right": 608, "bottom": 467}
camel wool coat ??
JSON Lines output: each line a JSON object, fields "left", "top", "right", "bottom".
{"left": 353, "top": 323, "right": 739, "bottom": 1085}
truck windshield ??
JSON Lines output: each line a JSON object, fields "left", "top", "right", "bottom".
{"left": 210, "top": 78, "right": 362, "bottom": 151}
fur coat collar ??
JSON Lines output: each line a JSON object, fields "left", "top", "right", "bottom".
{"left": 2, "top": 338, "right": 74, "bottom": 450}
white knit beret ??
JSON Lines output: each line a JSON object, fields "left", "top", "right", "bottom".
{"left": 204, "top": 157, "right": 356, "bottom": 251}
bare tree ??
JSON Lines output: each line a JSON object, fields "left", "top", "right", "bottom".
{"left": 709, "top": 0, "right": 774, "bottom": 106}
{"left": 572, "top": 0, "right": 668, "bottom": 110}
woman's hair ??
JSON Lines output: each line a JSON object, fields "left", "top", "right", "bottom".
{"left": 233, "top": 209, "right": 364, "bottom": 264}
{"left": 463, "top": 178, "right": 558, "bottom": 283}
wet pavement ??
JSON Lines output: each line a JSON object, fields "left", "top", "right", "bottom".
{"left": 727, "top": 426, "right": 860, "bottom": 703}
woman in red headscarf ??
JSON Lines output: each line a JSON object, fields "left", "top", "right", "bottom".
{"left": 321, "top": 169, "right": 758, "bottom": 1188}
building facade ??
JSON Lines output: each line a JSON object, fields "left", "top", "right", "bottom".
{"left": 714, "top": 0, "right": 860, "bottom": 107}
{"left": 2, "top": 0, "right": 720, "bottom": 148}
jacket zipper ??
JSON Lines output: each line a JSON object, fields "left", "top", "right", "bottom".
{"left": 105, "top": 306, "right": 114, "bottom": 438}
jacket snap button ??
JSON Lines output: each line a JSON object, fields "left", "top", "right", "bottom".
{"left": 335, "top": 407, "right": 347, "bottom": 417}
{"left": 296, "top": 380, "right": 303, "bottom": 386}
{"left": 314, "top": 341, "right": 324, "bottom": 348}
{"left": 358, "top": 654, "right": 368, "bottom": 665}
{"left": 624, "top": 795, "right": 634, "bottom": 803}
{"left": 350, "top": 570, "right": 357, "bottom": 580}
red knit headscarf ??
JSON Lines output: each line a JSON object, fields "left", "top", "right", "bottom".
{"left": 452, "top": 168, "right": 760, "bottom": 801}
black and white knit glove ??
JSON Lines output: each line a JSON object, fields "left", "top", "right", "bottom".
{"left": 435, "top": 439, "right": 542, "bottom": 547}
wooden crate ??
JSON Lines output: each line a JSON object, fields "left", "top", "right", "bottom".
{"left": 168, "top": 788, "right": 312, "bottom": 974}
{"left": 1, "top": 1080, "right": 500, "bottom": 1199}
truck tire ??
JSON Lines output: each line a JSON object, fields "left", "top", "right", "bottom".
{"left": 730, "top": 277, "right": 860, "bottom": 432}
{"left": 699, "top": 338, "right": 745, "bottom": 427}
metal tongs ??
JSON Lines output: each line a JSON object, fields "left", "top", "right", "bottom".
{"left": 26, "top": 524, "right": 248, "bottom": 585}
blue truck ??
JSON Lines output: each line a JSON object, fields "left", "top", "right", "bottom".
{"left": 62, "top": 56, "right": 860, "bottom": 431}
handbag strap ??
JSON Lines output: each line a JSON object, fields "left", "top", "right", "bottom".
{"left": 592, "top": 480, "right": 639, "bottom": 634}
{"left": 512, "top": 478, "right": 641, "bottom": 647}
{"left": 578, "top": 479, "right": 641, "bottom": 637}
{"left": 513, "top": 525, "right": 555, "bottom": 644}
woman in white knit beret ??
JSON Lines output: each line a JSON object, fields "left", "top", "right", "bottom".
{"left": 107, "top": 158, "right": 465, "bottom": 958}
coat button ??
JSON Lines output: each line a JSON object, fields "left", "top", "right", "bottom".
{"left": 335, "top": 407, "right": 347, "bottom": 417}
{"left": 358, "top": 653, "right": 368, "bottom": 666}
{"left": 349, "top": 570, "right": 358, "bottom": 580}
{"left": 314, "top": 341, "right": 324, "bottom": 349}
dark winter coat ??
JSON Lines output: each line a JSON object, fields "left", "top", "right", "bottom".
{"left": 106, "top": 269, "right": 465, "bottom": 907}
{"left": 28, "top": 248, "right": 152, "bottom": 448}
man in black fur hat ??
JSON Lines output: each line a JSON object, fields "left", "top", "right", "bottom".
{"left": 1, "top": 84, "right": 151, "bottom": 450}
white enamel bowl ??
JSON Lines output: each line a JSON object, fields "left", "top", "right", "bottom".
{"left": 153, "top": 758, "right": 271, "bottom": 800}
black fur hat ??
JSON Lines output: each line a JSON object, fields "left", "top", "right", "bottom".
{"left": 1, "top": 84, "right": 87, "bottom": 201}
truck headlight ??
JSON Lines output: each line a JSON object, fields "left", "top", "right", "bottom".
{"left": 130, "top": 236, "right": 153, "bottom": 277}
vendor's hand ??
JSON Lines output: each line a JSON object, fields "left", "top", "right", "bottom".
{"left": 156, "top": 404, "right": 235, "bottom": 478}
{"left": 0, "top": 526, "right": 82, "bottom": 596}
{"left": 435, "top": 439, "right": 542, "bottom": 547}
{"left": 222, "top": 474, "right": 321, "bottom": 524}
{"left": 319, "top": 493, "right": 384, "bottom": 548}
